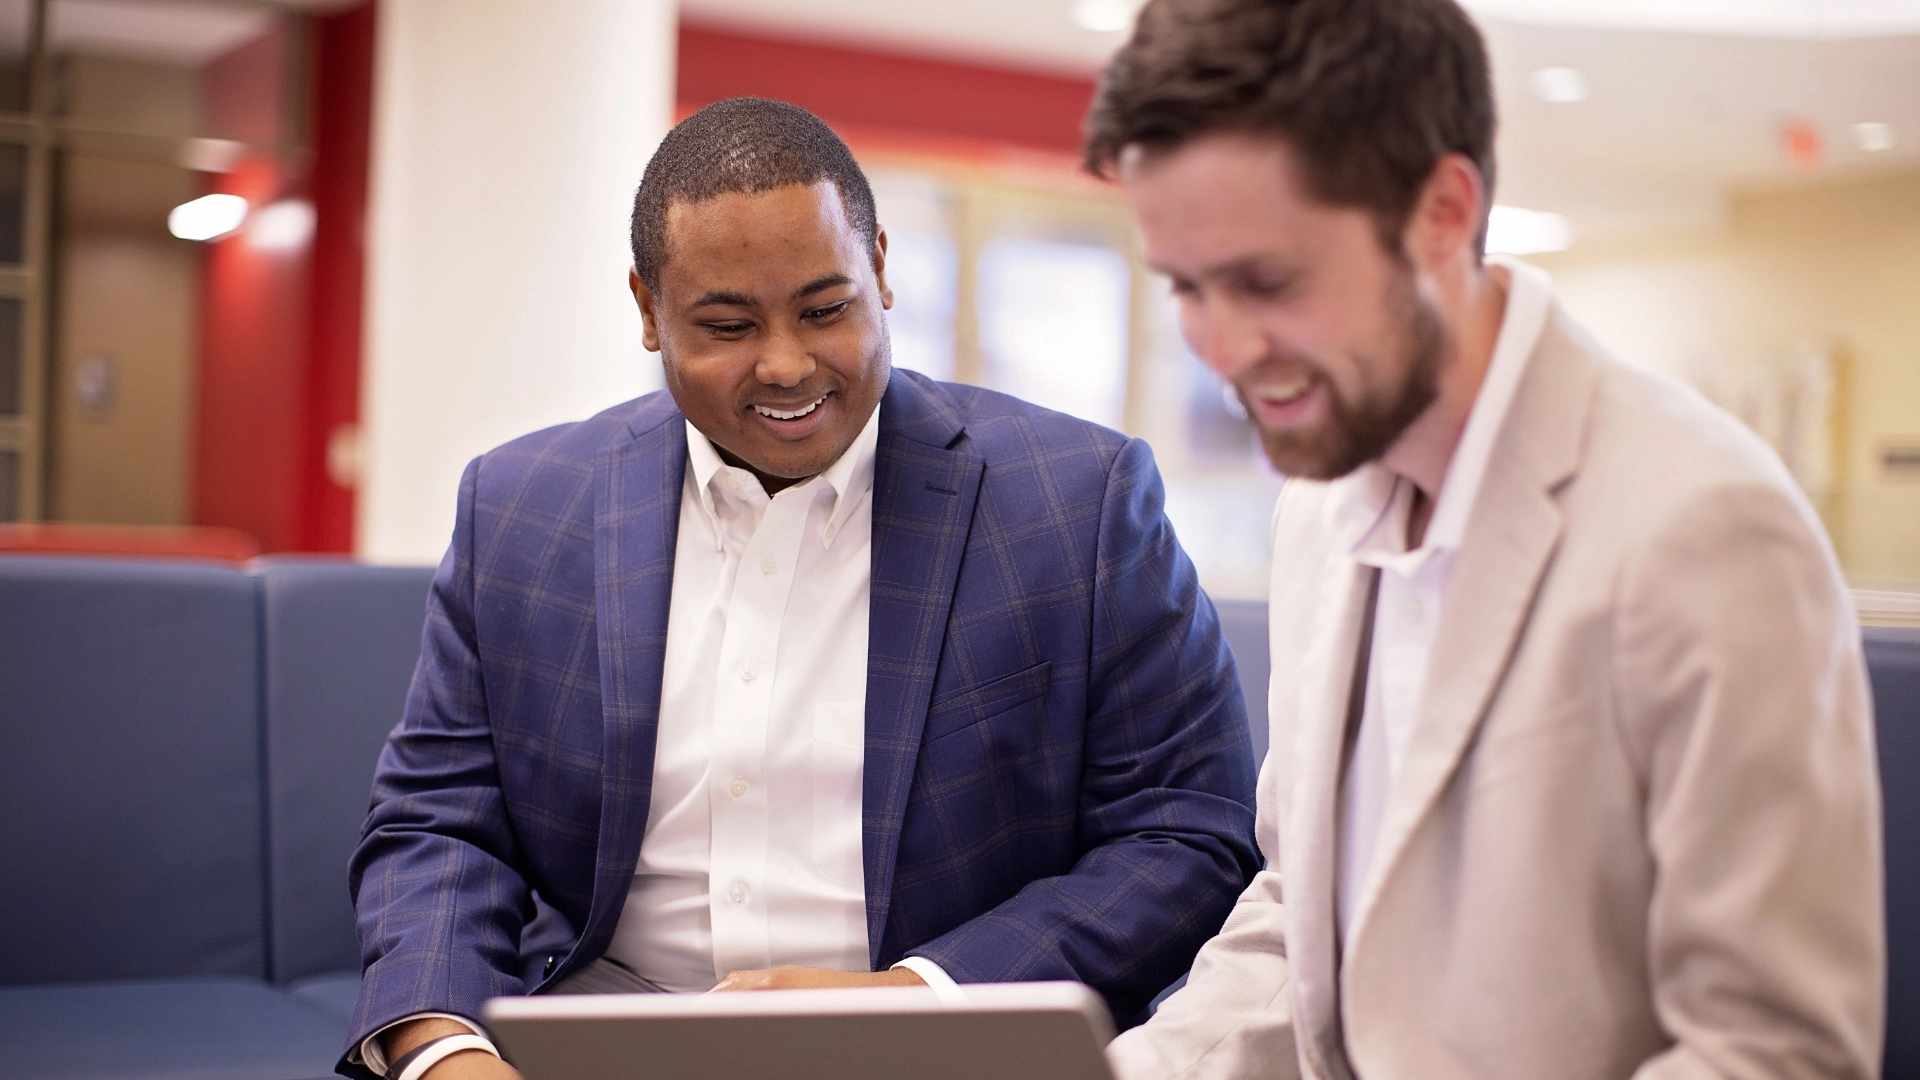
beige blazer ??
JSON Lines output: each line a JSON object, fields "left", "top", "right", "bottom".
{"left": 1111, "top": 307, "right": 1885, "bottom": 1080}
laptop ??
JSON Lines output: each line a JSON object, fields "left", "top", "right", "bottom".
{"left": 484, "top": 981, "right": 1118, "bottom": 1080}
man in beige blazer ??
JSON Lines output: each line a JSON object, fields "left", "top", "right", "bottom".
{"left": 1084, "top": 0, "right": 1885, "bottom": 1078}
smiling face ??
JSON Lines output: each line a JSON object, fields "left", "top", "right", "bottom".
{"left": 635, "top": 180, "right": 893, "bottom": 492}
{"left": 1121, "top": 133, "right": 1448, "bottom": 481}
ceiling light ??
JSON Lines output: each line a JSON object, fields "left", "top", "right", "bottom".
{"left": 168, "top": 193, "right": 248, "bottom": 242}
{"left": 1486, "top": 205, "right": 1574, "bottom": 256}
{"left": 247, "top": 199, "right": 315, "bottom": 251}
{"left": 1072, "top": 0, "right": 1143, "bottom": 33}
{"left": 1528, "top": 67, "right": 1587, "bottom": 104}
{"left": 1854, "top": 122, "right": 1896, "bottom": 152}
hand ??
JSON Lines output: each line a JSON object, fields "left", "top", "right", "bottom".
{"left": 710, "top": 965, "right": 929, "bottom": 992}
{"left": 384, "top": 1018, "right": 524, "bottom": 1080}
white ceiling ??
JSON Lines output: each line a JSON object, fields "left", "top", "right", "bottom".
{"left": 0, "top": 0, "right": 360, "bottom": 66}
{"left": 32, "top": 0, "right": 1920, "bottom": 239}
{"left": 46, "top": 0, "right": 272, "bottom": 65}
{"left": 1466, "top": 0, "right": 1920, "bottom": 39}
{"left": 684, "top": 0, "right": 1920, "bottom": 237}
{"left": 1485, "top": 18, "right": 1920, "bottom": 233}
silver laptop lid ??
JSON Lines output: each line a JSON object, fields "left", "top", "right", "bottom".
{"left": 485, "top": 981, "right": 1117, "bottom": 1080}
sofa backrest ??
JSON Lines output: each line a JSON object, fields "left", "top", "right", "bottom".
{"left": 4, "top": 554, "right": 1916, "bottom": 1072}
{"left": 1214, "top": 599, "right": 1271, "bottom": 764}
{"left": 1866, "top": 626, "right": 1920, "bottom": 1078}
{"left": 259, "top": 558, "right": 436, "bottom": 983}
{"left": 0, "top": 557, "right": 267, "bottom": 985}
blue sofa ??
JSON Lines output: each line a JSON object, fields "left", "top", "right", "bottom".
{"left": 0, "top": 557, "right": 435, "bottom": 1080}
{"left": 0, "top": 560, "right": 1915, "bottom": 1078}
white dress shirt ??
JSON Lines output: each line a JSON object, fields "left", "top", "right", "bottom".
{"left": 603, "top": 407, "right": 883, "bottom": 986}
{"left": 1329, "top": 257, "right": 1552, "bottom": 943}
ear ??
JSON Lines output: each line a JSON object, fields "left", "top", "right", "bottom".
{"left": 1401, "top": 153, "right": 1488, "bottom": 273}
{"left": 871, "top": 228, "right": 894, "bottom": 311}
{"left": 631, "top": 265, "right": 662, "bottom": 353}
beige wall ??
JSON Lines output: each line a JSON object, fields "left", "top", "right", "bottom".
{"left": 50, "top": 227, "right": 196, "bottom": 524}
{"left": 1534, "top": 167, "right": 1920, "bottom": 584}
{"left": 48, "top": 58, "right": 201, "bottom": 525}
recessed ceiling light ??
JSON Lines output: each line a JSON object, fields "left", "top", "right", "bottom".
{"left": 1486, "top": 205, "right": 1574, "bottom": 256}
{"left": 168, "top": 193, "right": 248, "bottom": 242}
{"left": 1072, "top": 0, "right": 1142, "bottom": 33}
{"left": 1854, "top": 122, "right": 1896, "bottom": 152}
{"left": 1528, "top": 67, "right": 1587, "bottom": 104}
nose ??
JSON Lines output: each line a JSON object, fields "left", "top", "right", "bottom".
{"left": 1185, "top": 298, "right": 1268, "bottom": 381}
{"left": 755, "top": 327, "right": 816, "bottom": 389}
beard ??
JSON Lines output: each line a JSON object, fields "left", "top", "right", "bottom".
{"left": 1246, "top": 268, "right": 1447, "bottom": 481}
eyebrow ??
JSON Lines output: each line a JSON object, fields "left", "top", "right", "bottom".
{"left": 686, "top": 290, "right": 757, "bottom": 312}
{"left": 792, "top": 273, "right": 853, "bottom": 300}
{"left": 683, "top": 274, "right": 855, "bottom": 314}
{"left": 1156, "top": 254, "right": 1271, "bottom": 281}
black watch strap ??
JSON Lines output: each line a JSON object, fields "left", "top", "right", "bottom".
{"left": 383, "top": 1034, "right": 459, "bottom": 1080}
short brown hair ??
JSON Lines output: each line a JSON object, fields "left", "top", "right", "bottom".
{"left": 1083, "top": 0, "right": 1496, "bottom": 252}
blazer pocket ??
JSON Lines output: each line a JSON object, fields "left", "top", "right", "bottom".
{"left": 924, "top": 661, "right": 1053, "bottom": 744}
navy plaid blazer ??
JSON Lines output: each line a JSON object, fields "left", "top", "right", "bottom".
{"left": 343, "top": 371, "right": 1259, "bottom": 1072}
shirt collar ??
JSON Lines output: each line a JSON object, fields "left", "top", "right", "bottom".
{"left": 683, "top": 402, "right": 882, "bottom": 551}
{"left": 1325, "top": 255, "right": 1554, "bottom": 564}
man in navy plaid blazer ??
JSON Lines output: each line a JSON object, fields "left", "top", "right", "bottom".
{"left": 344, "top": 99, "right": 1258, "bottom": 1080}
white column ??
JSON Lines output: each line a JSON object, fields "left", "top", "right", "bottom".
{"left": 358, "top": 0, "right": 675, "bottom": 563}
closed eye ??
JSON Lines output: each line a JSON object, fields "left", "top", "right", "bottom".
{"left": 702, "top": 320, "right": 754, "bottom": 339}
{"left": 1235, "top": 270, "right": 1299, "bottom": 301}
{"left": 802, "top": 300, "right": 852, "bottom": 323}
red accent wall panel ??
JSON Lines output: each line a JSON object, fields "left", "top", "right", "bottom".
{"left": 677, "top": 22, "right": 1099, "bottom": 155}
{"left": 195, "top": 157, "right": 307, "bottom": 555}
{"left": 191, "top": 3, "right": 374, "bottom": 554}
{"left": 301, "top": 0, "right": 377, "bottom": 552}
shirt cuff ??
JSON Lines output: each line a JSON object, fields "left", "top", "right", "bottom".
{"left": 356, "top": 1013, "right": 493, "bottom": 1075}
{"left": 891, "top": 955, "right": 967, "bottom": 1003}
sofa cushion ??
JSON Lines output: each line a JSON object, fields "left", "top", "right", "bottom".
{"left": 258, "top": 559, "right": 436, "bottom": 983}
{"left": 285, "top": 971, "right": 362, "bottom": 1025}
{"left": 0, "top": 557, "right": 266, "bottom": 985}
{"left": 0, "top": 977, "right": 347, "bottom": 1080}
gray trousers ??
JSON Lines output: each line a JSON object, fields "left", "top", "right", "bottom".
{"left": 547, "top": 956, "right": 671, "bottom": 994}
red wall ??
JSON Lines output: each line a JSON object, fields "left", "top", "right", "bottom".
{"left": 193, "top": 3, "right": 374, "bottom": 553}
{"left": 677, "top": 22, "right": 1099, "bottom": 156}
{"left": 300, "top": 1, "right": 377, "bottom": 552}
{"left": 195, "top": 27, "right": 305, "bottom": 554}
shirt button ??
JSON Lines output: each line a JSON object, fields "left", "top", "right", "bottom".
{"left": 728, "top": 881, "right": 748, "bottom": 905}
{"left": 728, "top": 778, "right": 748, "bottom": 798}
{"left": 740, "top": 665, "right": 755, "bottom": 683}
{"left": 760, "top": 556, "right": 775, "bottom": 575}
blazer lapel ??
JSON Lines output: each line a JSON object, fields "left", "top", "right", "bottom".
{"left": 1285, "top": 549, "right": 1376, "bottom": 1080}
{"left": 579, "top": 401, "right": 687, "bottom": 962}
{"left": 1344, "top": 314, "right": 1597, "bottom": 949}
{"left": 862, "top": 373, "right": 984, "bottom": 965}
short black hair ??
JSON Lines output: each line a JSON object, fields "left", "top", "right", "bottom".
{"left": 630, "top": 97, "right": 878, "bottom": 293}
{"left": 1084, "top": 0, "right": 1496, "bottom": 253}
